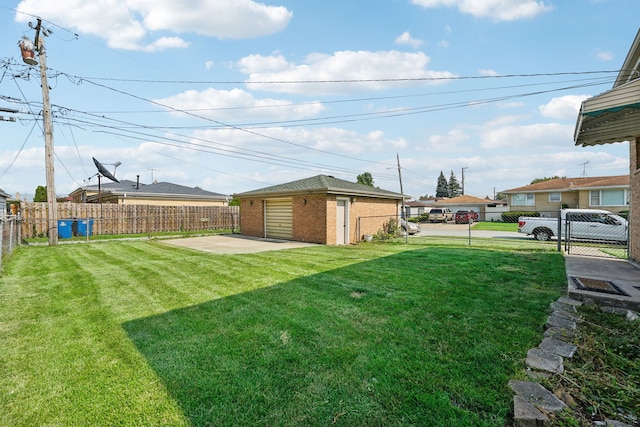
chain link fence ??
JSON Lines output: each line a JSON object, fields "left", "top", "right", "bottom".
{"left": 1, "top": 215, "right": 21, "bottom": 270}
{"left": 359, "top": 209, "right": 629, "bottom": 259}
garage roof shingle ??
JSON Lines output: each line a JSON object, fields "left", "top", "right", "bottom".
{"left": 235, "top": 174, "right": 404, "bottom": 199}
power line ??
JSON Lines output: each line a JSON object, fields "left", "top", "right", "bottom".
{"left": 56, "top": 69, "right": 622, "bottom": 85}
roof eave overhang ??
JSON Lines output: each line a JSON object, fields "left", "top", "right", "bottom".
{"left": 235, "top": 187, "right": 405, "bottom": 200}
{"left": 575, "top": 65, "right": 640, "bottom": 147}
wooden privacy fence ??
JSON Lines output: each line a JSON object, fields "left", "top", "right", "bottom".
{"left": 20, "top": 202, "right": 239, "bottom": 238}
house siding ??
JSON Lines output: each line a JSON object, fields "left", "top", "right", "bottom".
{"left": 533, "top": 192, "right": 565, "bottom": 212}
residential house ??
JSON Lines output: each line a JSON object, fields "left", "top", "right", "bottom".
{"left": 574, "top": 29, "right": 640, "bottom": 262}
{"left": 503, "top": 176, "right": 630, "bottom": 215}
{"left": 234, "top": 174, "right": 406, "bottom": 245}
{"left": 0, "top": 188, "right": 9, "bottom": 217}
{"left": 433, "top": 194, "right": 508, "bottom": 221}
{"left": 69, "top": 179, "right": 230, "bottom": 206}
{"left": 405, "top": 200, "right": 434, "bottom": 218}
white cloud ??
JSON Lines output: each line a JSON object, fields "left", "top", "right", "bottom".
{"left": 538, "top": 95, "right": 590, "bottom": 120}
{"left": 238, "top": 50, "right": 457, "bottom": 95}
{"left": 205, "top": 61, "right": 214, "bottom": 70}
{"left": 595, "top": 50, "right": 614, "bottom": 61}
{"left": 395, "top": 31, "right": 424, "bottom": 49}
{"left": 478, "top": 69, "right": 499, "bottom": 76}
{"left": 153, "top": 88, "right": 325, "bottom": 122}
{"left": 480, "top": 122, "right": 572, "bottom": 149}
{"left": 411, "top": 0, "right": 553, "bottom": 22}
{"left": 191, "top": 126, "right": 406, "bottom": 158}
{"left": 15, "top": 0, "right": 292, "bottom": 51}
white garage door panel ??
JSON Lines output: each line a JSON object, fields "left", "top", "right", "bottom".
{"left": 265, "top": 199, "right": 293, "bottom": 239}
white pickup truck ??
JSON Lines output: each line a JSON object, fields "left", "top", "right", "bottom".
{"left": 517, "top": 209, "right": 628, "bottom": 242}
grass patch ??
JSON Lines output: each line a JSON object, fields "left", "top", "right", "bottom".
{"left": 542, "top": 306, "right": 640, "bottom": 426}
{"left": 472, "top": 222, "right": 518, "bottom": 232}
{"left": 0, "top": 241, "right": 566, "bottom": 426}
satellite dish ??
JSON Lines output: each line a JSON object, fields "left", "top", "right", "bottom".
{"left": 93, "top": 157, "right": 120, "bottom": 183}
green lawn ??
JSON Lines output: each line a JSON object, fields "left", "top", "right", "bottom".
{"left": 472, "top": 221, "right": 518, "bottom": 232}
{"left": 0, "top": 240, "right": 566, "bottom": 426}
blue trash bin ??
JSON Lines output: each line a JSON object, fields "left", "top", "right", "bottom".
{"left": 57, "top": 219, "right": 73, "bottom": 238}
{"left": 76, "top": 218, "right": 94, "bottom": 237}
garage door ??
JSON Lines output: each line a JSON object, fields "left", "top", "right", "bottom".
{"left": 265, "top": 198, "right": 293, "bottom": 239}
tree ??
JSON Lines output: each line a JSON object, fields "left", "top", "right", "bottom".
{"left": 530, "top": 176, "right": 564, "bottom": 185}
{"left": 34, "top": 185, "right": 47, "bottom": 202}
{"left": 448, "top": 170, "right": 462, "bottom": 197}
{"left": 435, "top": 171, "right": 449, "bottom": 197}
{"left": 356, "top": 172, "right": 374, "bottom": 187}
{"left": 495, "top": 192, "right": 507, "bottom": 201}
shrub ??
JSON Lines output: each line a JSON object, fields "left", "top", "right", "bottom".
{"left": 502, "top": 211, "right": 539, "bottom": 223}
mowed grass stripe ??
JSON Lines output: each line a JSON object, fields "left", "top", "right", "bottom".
{"left": 1, "top": 241, "right": 566, "bottom": 426}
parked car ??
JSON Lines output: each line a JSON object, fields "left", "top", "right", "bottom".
{"left": 517, "top": 209, "right": 628, "bottom": 242}
{"left": 400, "top": 219, "right": 420, "bottom": 235}
{"left": 454, "top": 210, "right": 479, "bottom": 224}
{"left": 428, "top": 208, "right": 453, "bottom": 223}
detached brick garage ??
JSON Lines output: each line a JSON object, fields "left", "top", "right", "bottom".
{"left": 234, "top": 175, "right": 405, "bottom": 245}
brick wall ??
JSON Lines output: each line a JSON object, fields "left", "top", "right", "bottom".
{"left": 292, "top": 195, "right": 327, "bottom": 243}
{"left": 350, "top": 197, "right": 399, "bottom": 241}
{"left": 239, "top": 198, "right": 264, "bottom": 238}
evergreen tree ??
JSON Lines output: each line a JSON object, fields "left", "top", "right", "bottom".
{"left": 448, "top": 170, "right": 462, "bottom": 197}
{"left": 435, "top": 171, "right": 449, "bottom": 197}
{"left": 356, "top": 172, "right": 374, "bottom": 186}
{"left": 34, "top": 185, "right": 47, "bottom": 202}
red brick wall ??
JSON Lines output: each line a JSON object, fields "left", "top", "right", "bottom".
{"left": 292, "top": 195, "right": 327, "bottom": 243}
{"left": 349, "top": 197, "right": 399, "bottom": 241}
{"left": 239, "top": 198, "right": 264, "bottom": 238}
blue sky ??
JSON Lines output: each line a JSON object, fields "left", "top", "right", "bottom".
{"left": 0, "top": 0, "right": 638, "bottom": 201}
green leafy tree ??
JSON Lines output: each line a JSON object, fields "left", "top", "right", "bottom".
{"left": 228, "top": 197, "right": 240, "bottom": 206}
{"left": 356, "top": 172, "right": 374, "bottom": 187}
{"left": 448, "top": 170, "right": 462, "bottom": 197}
{"left": 530, "top": 176, "right": 564, "bottom": 185}
{"left": 34, "top": 185, "right": 47, "bottom": 202}
{"left": 435, "top": 171, "right": 449, "bottom": 197}
{"left": 495, "top": 192, "right": 507, "bottom": 201}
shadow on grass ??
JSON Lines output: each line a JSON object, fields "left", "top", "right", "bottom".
{"left": 122, "top": 247, "right": 565, "bottom": 426}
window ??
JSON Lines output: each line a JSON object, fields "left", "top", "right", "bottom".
{"left": 511, "top": 193, "right": 534, "bottom": 206}
{"left": 549, "top": 192, "right": 561, "bottom": 202}
{"left": 589, "top": 189, "right": 628, "bottom": 206}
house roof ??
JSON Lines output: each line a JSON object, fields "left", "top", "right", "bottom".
{"left": 405, "top": 200, "right": 432, "bottom": 207}
{"left": 575, "top": 28, "right": 640, "bottom": 146}
{"left": 235, "top": 174, "right": 405, "bottom": 200}
{"left": 434, "top": 195, "right": 504, "bottom": 205}
{"left": 0, "top": 188, "right": 10, "bottom": 199}
{"left": 503, "top": 175, "right": 629, "bottom": 193}
{"left": 70, "top": 179, "right": 229, "bottom": 200}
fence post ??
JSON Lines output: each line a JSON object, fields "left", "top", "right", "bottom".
{"left": 557, "top": 211, "right": 562, "bottom": 252}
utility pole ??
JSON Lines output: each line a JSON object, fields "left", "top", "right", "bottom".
{"left": 461, "top": 167, "right": 468, "bottom": 196}
{"left": 25, "top": 19, "right": 57, "bottom": 245}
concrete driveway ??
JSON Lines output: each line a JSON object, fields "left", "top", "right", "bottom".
{"left": 161, "top": 234, "right": 318, "bottom": 254}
